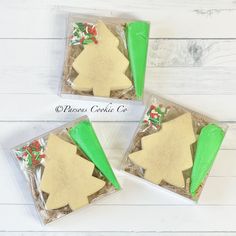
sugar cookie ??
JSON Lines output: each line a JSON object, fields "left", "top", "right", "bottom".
{"left": 40, "top": 134, "right": 105, "bottom": 210}
{"left": 72, "top": 21, "right": 132, "bottom": 97}
{"left": 129, "top": 113, "right": 196, "bottom": 188}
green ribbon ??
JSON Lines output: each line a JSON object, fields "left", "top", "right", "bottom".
{"left": 126, "top": 21, "right": 150, "bottom": 98}
{"left": 190, "top": 124, "right": 225, "bottom": 196}
{"left": 69, "top": 120, "right": 120, "bottom": 190}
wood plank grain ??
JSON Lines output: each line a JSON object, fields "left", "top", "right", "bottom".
{"left": 148, "top": 39, "right": 236, "bottom": 67}
{"left": 0, "top": 233, "right": 235, "bottom": 236}
{"left": 2, "top": 66, "right": 236, "bottom": 95}
{"left": 46, "top": 0, "right": 236, "bottom": 10}
{"left": 1, "top": 204, "right": 236, "bottom": 231}
{"left": 0, "top": 94, "right": 233, "bottom": 121}
{"left": 1, "top": 5, "right": 236, "bottom": 38}
{"left": 2, "top": 39, "right": 236, "bottom": 69}
{"left": 0, "top": 94, "right": 146, "bottom": 121}
{"left": 145, "top": 67, "right": 236, "bottom": 95}
{"left": 3, "top": 0, "right": 236, "bottom": 10}
{"left": 0, "top": 39, "right": 66, "bottom": 68}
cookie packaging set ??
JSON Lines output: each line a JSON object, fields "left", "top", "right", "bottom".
{"left": 12, "top": 117, "right": 120, "bottom": 224}
{"left": 10, "top": 12, "right": 228, "bottom": 224}
{"left": 61, "top": 14, "right": 150, "bottom": 101}
{"left": 121, "top": 95, "right": 227, "bottom": 201}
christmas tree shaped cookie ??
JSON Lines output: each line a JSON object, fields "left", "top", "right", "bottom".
{"left": 129, "top": 113, "right": 196, "bottom": 188}
{"left": 72, "top": 21, "right": 132, "bottom": 97}
{"left": 40, "top": 134, "right": 105, "bottom": 210}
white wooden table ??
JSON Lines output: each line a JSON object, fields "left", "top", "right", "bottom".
{"left": 1, "top": 0, "right": 236, "bottom": 235}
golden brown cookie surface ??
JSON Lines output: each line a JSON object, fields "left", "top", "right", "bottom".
{"left": 72, "top": 21, "right": 131, "bottom": 97}
{"left": 129, "top": 113, "right": 196, "bottom": 188}
{"left": 40, "top": 134, "right": 105, "bottom": 210}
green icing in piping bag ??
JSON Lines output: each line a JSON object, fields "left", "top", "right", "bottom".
{"left": 126, "top": 21, "right": 150, "bottom": 98}
{"left": 190, "top": 124, "right": 225, "bottom": 196}
{"left": 69, "top": 120, "right": 120, "bottom": 190}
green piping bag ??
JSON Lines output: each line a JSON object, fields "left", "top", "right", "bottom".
{"left": 190, "top": 124, "right": 225, "bottom": 196}
{"left": 126, "top": 21, "right": 150, "bottom": 98}
{"left": 69, "top": 120, "right": 120, "bottom": 190}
